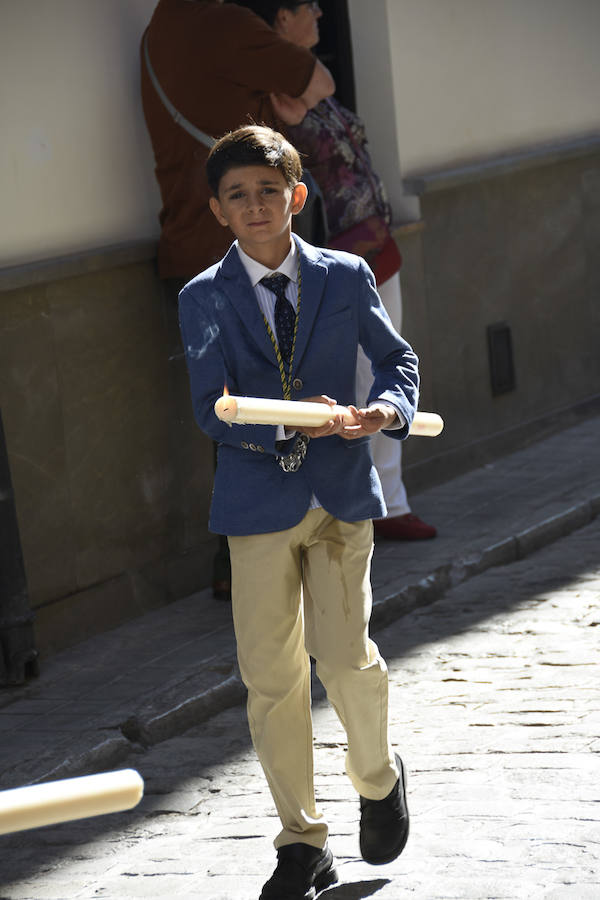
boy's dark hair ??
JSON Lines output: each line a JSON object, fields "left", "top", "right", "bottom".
{"left": 224, "top": 0, "right": 298, "bottom": 29}
{"left": 206, "top": 125, "right": 303, "bottom": 195}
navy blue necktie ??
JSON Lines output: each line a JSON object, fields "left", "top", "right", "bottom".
{"left": 260, "top": 273, "right": 295, "bottom": 364}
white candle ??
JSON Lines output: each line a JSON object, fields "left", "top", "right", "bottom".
{"left": 214, "top": 395, "right": 356, "bottom": 428}
{"left": 0, "top": 769, "right": 144, "bottom": 835}
{"left": 214, "top": 395, "right": 444, "bottom": 436}
{"left": 406, "top": 411, "right": 444, "bottom": 437}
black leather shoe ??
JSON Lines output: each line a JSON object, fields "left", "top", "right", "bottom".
{"left": 259, "top": 843, "right": 338, "bottom": 899}
{"left": 359, "top": 754, "right": 409, "bottom": 865}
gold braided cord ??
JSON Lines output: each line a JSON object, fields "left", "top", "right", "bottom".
{"left": 262, "top": 263, "right": 301, "bottom": 401}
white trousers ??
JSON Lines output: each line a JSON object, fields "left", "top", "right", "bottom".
{"left": 355, "top": 272, "right": 410, "bottom": 517}
{"left": 228, "top": 509, "right": 399, "bottom": 849}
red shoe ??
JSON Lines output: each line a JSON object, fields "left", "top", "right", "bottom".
{"left": 373, "top": 513, "right": 437, "bottom": 540}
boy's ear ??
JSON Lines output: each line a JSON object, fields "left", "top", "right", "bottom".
{"left": 209, "top": 195, "right": 229, "bottom": 227}
{"left": 291, "top": 182, "right": 308, "bottom": 216}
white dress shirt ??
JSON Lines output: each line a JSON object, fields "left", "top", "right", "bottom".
{"left": 237, "top": 240, "right": 299, "bottom": 331}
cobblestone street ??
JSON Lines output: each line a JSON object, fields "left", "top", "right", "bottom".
{"left": 2, "top": 517, "right": 598, "bottom": 899}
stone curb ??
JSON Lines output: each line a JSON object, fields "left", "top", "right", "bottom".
{"left": 33, "top": 737, "right": 134, "bottom": 785}
{"left": 36, "top": 493, "right": 600, "bottom": 783}
{"left": 120, "top": 673, "right": 247, "bottom": 747}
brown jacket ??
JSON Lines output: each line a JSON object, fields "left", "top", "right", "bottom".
{"left": 141, "top": 0, "right": 316, "bottom": 279}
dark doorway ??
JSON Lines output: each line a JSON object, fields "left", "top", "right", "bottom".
{"left": 315, "top": 0, "right": 356, "bottom": 111}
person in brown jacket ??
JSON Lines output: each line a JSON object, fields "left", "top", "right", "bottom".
{"left": 140, "top": 0, "right": 334, "bottom": 600}
{"left": 141, "top": 0, "right": 334, "bottom": 282}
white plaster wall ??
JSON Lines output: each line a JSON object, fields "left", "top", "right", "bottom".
{"left": 0, "top": 0, "right": 160, "bottom": 268}
{"left": 346, "top": 0, "right": 413, "bottom": 218}
{"left": 350, "top": 0, "right": 600, "bottom": 180}
{"left": 3, "top": 1, "right": 599, "bottom": 266}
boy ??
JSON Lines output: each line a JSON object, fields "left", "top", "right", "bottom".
{"left": 179, "top": 125, "right": 418, "bottom": 900}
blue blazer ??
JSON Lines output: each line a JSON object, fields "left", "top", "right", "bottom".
{"left": 179, "top": 236, "right": 419, "bottom": 536}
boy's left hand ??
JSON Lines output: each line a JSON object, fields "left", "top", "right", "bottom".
{"left": 340, "top": 403, "right": 397, "bottom": 440}
{"left": 299, "top": 398, "right": 397, "bottom": 440}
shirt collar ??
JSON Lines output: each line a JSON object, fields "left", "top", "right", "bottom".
{"left": 236, "top": 240, "right": 298, "bottom": 287}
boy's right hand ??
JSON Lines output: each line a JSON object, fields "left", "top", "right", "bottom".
{"left": 300, "top": 396, "right": 359, "bottom": 439}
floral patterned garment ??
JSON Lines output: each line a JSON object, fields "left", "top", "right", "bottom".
{"left": 287, "top": 97, "right": 392, "bottom": 238}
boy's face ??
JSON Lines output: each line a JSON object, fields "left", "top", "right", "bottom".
{"left": 209, "top": 165, "right": 307, "bottom": 263}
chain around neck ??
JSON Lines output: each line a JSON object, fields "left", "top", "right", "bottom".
{"left": 262, "top": 262, "right": 301, "bottom": 401}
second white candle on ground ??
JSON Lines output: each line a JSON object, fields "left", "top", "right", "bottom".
{"left": 0, "top": 769, "right": 145, "bottom": 835}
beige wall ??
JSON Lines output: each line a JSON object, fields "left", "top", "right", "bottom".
{"left": 2, "top": 2, "right": 598, "bottom": 653}
{"left": 0, "top": 251, "right": 217, "bottom": 653}
{"left": 0, "top": 0, "right": 159, "bottom": 268}
{"left": 350, "top": 0, "right": 600, "bottom": 194}
{"left": 4, "top": 1, "right": 599, "bottom": 266}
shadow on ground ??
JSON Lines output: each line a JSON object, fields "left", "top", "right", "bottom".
{"left": 1, "top": 518, "right": 598, "bottom": 896}
{"left": 323, "top": 877, "right": 391, "bottom": 898}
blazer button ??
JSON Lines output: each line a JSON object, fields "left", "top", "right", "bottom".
{"left": 292, "top": 377, "right": 303, "bottom": 391}
{"left": 241, "top": 441, "right": 249, "bottom": 449}
{"left": 249, "top": 443, "right": 257, "bottom": 452}
{"left": 257, "top": 445, "right": 265, "bottom": 452}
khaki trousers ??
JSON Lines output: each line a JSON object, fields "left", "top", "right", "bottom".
{"left": 228, "top": 509, "right": 398, "bottom": 849}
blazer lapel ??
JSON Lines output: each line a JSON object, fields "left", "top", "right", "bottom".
{"left": 214, "top": 239, "right": 329, "bottom": 373}
{"left": 216, "top": 244, "right": 279, "bottom": 366}
{"left": 292, "top": 236, "right": 328, "bottom": 370}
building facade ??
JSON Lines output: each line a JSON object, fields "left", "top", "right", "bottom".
{"left": 1, "top": 0, "right": 599, "bottom": 652}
